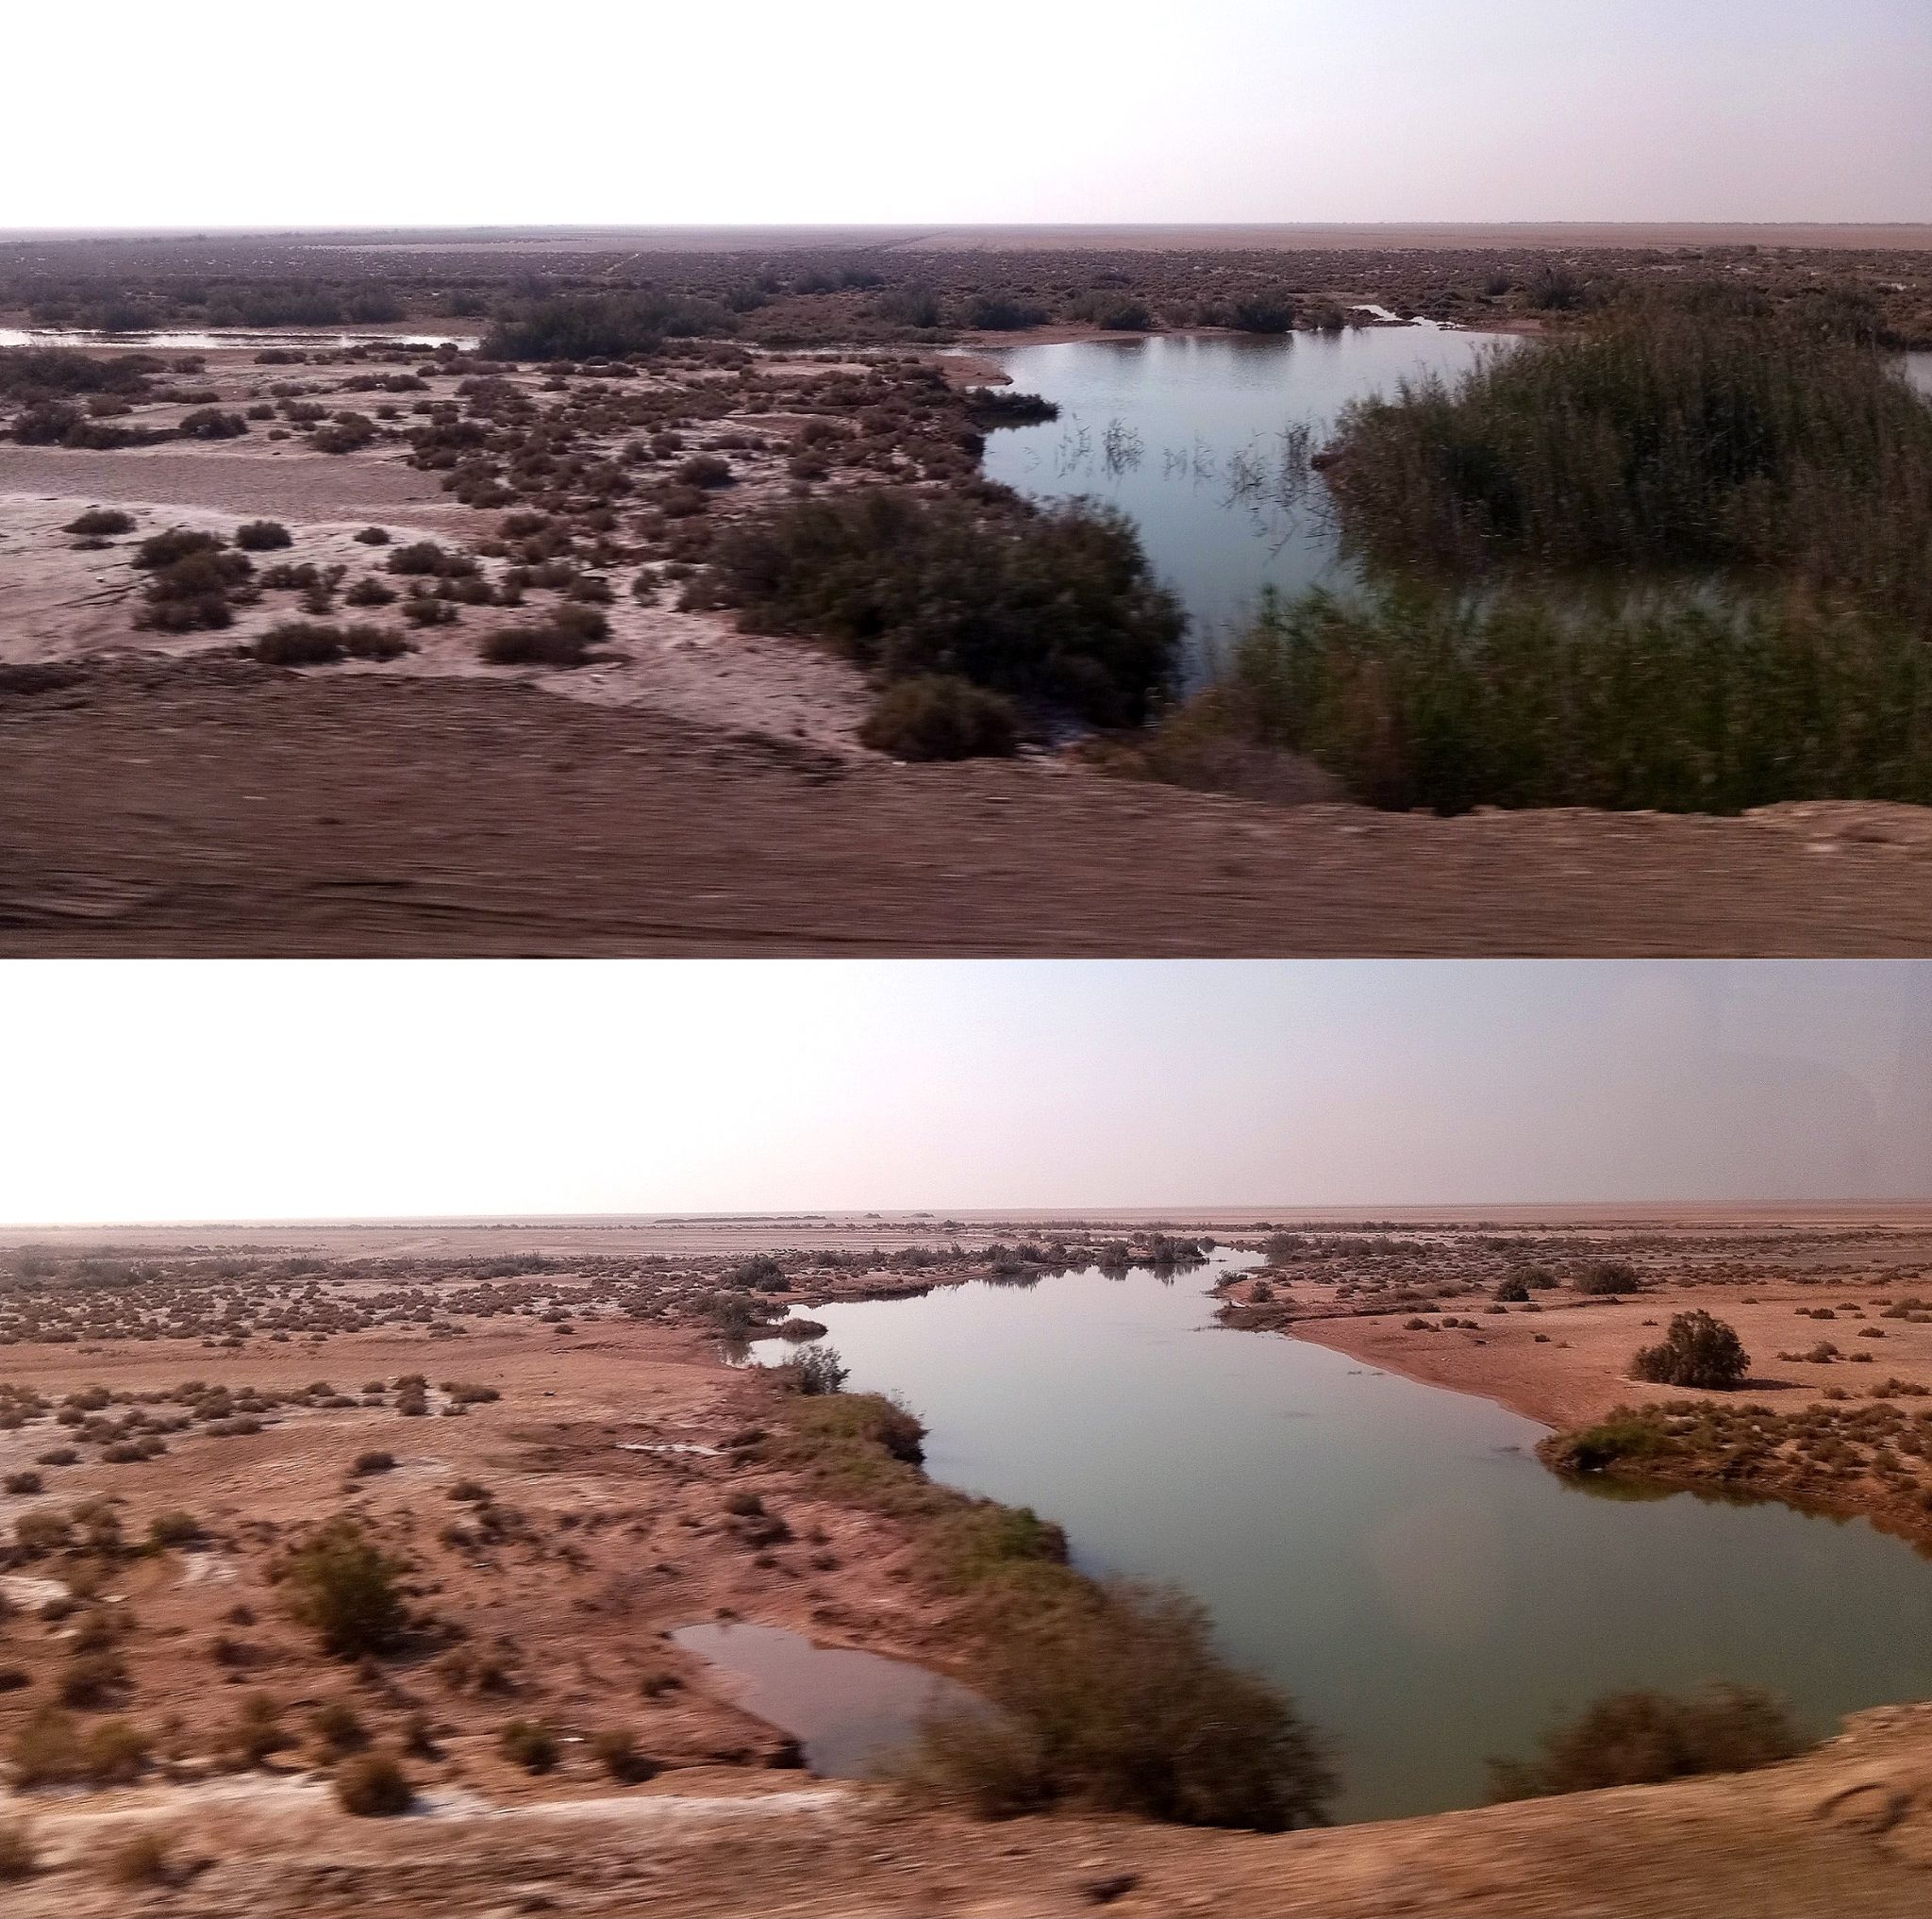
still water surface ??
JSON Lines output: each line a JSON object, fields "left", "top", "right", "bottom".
{"left": 978, "top": 334, "right": 1932, "bottom": 676}
{"left": 750, "top": 1252, "right": 1932, "bottom": 1823}
{"left": 975, "top": 328, "right": 1509, "bottom": 666}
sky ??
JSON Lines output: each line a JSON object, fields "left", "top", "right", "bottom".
{"left": 2, "top": 961, "right": 1927, "bottom": 1225}
{"left": 4, "top": 2, "right": 1928, "bottom": 229}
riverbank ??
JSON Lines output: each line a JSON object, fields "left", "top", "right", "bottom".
{"left": 1225, "top": 1246, "right": 1932, "bottom": 1549}
{"left": 2, "top": 1217, "right": 1932, "bottom": 1911}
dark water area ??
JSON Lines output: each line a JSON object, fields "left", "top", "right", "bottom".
{"left": 671, "top": 1621, "right": 980, "bottom": 1777}
{"left": 750, "top": 1253, "right": 1932, "bottom": 1823}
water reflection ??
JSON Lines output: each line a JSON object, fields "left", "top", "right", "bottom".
{"left": 749, "top": 1251, "right": 1932, "bottom": 1823}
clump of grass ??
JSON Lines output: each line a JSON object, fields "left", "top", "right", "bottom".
{"left": 1631, "top": 1310, "right": 1751, "bottom": 1390}
{"left": 858, "top": 675, "right": 1019, "bottom": 760}
{"left": 898, "top": 1579, "right": 1332, "bottom": 1830}
{"left": 1162, "top": 584, "right": 1932, "bottom": 815}
{"left": 708, "top": 491, "right": 1182, "bottom": 727}
{"left": 1487, "top": 1684, "right": 1809, "bottom": 1800}
{"left": 335, "top": 1751, "right": 412, "bottom": 1816}
{"left": 1541, "top": 1409, "right": 1678, "bottom": 1475}
{"left": 1329, "top": 293, "right": 1932, "bottom": 623}
{"left": 591, "top": 1728, "right": 658, "bottom": 1783}
{"left": 499, "top": 1718, "right": 558, "bottom": 1774}
{"left": 283, "top": 1517, "right": 408, "bottom": 1658}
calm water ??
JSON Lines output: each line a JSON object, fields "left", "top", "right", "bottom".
{"left": 974, "top": 327, "right": 1511, "bottom": 668}
{"left": 672, "top": 1621, "right": 981, "bottom": 1777}
{"left": 978, "top": 334, "right": 1932, "bottom": 677}
{"left": 750, "top": 1253, "right": 1932, "bottom": 1824}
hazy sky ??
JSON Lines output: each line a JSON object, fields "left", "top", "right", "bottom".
{"left": 3, "top": 961, "right": 1927, "bottom": 1225}
{"left": 6, "top": 2, "right": 1928, "bottom": 229}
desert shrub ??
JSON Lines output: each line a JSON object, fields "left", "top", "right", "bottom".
{"left": 591, "top": 1728, "right": 658, "bottom": 1783}
{"left": 62, "top": 508, "right": 134, "bottom": 538}
{"left": 353, "top": 1450, "right": 396, "bottom": 1476}
{"left": 499, "top": 1718, "right": 558, "bottom": 1774}
{"left": 1488, "top": 1684, "right": 1808, "bottom": 1800}
{"left": 353, "top": 526, "right": 391, "bottom": 545}
{"left": 859, "top": 675, "right": 1019, "bottom": 760}
{"left": 1630, "top": 1310, "right": 1751, "bottom": 1390}
{"left": 1329, "top": 295, "right": 1932, "bottom": 623}
{"left": 1169, "top": 584, "right": 1932, "bottom": 815}
{"left": 108, "top": 1831, "right": 173, "bottom": 1887}
{"left": 386, "top": 540, "right": 475, "bottom": 578}
{"left": 226, "top": 1692, "right": 291, "bottom": 1767}
{"left": 137, "top": 545, "right": 254, "bottom": 632}
{"left": 967, "top": 295, "right": 1050, "bottom": 331}
{"left": 730, "top": 1254, "right": 787, "bottom": 1292}
{"left": 484, "top": 292, "right": 736, "bottom": 359}
{"left": 0, "top": 1822, "right": 34, "bottom": 1880}
{"left": 58, "top": 1650, "right": 126, "bottom": 1709}
{"left": 676, "top": 453, "right": 733, "bottom": 488}
{"left": 1541, "top": 1409, "right": 1676, "bottom": 1474}
{"left": 479, "top": 605, "right": 607, "bottom": 668}
{"left": 344, "top": 576, "right": 396, "bottom": 607}
{"left": 336, "top": 1751, "right": 412, "bottom": 1816}
{"left": 309, "top": 1699, "right": 366, "bottom": 1758}
{"left": 900, "top": 1580, "right": 1332, "bottom": 1829}
{"left": 3, "top": 1471, "right": 41, "bottom": 1495}
{"left": 1493, "top": 1275, "right": 1530, "bottom": 1303}
{"left": 80, "top": 1718, "right": 147, "bottom": 1783}
{"left": 1229, "top": 292, "right": 1297, "bottom": 334}
{"left": 9, "top": 1708, "right": 82, "bottom": 1785}
{"left": 253, "top": 621, "right": 409, "bottom": 665}
{"left": 146, "top": 1510, "right": 201, "bottom": 1549}
{"left": 133, "top": 527, "right": 223, "bottom": 571}
{"left": 177, "top": 407, "right": 247, "bottom": 440}
{"left": 964, "top": 389, "right": 1060, "bottom": 427}
{"left": 283, "top": 1518, "right": 408, "bottom": 1658}
{"left": 234, "top": 519, "right": 292, "bottom": 551}
{"left": 1573, "top": 1261, "right": 1640, "bottom": 1296}
{"left": 787, "top": 1347, "right": 850, "bottom": 1396}
{"left": 710, "top": 492, "right": 1181, "bottom": 726}
{"left": 310, "top": 412, "right": 377, "bottom": 454}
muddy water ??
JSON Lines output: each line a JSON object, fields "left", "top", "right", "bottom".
{"left": 671, "top": 1622, "right": 981, "bottom": 1777}
{"left": 749, "top": 1253, "right": 1932, "bottom": 1823}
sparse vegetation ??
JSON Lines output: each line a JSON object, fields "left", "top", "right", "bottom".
{"left": 335, "top": 1751, "right": 412, "bottom": 1816}
{"left": 858, "top": 676, "right": 1019, "bottom": 760}
{"left": 283, "top": 1517, "right": 408, "bottom": 1658}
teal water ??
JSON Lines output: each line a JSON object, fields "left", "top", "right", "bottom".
{"left": 751, "top": 1253, "right": 1932, "bottom": 1824}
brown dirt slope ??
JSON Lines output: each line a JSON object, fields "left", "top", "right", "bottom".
{"left": 7, "top": 659, "right": 1932, "bottom": 956}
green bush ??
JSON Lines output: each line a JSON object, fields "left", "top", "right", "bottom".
{"left": 1329, "top": 294, "right": 1932, "bottom": 623}
{"left": 709, "top": 492, "right": 1181, "bottom": 726}
{"left": 900, "top": 1580, "right": 1332, "bottom": 1829}
{"left": 1631, "top": 1310, "right": 1751, "bottom": 1390}
{"left": 859, "top": 676, "right": 1019, "bottom": 760}
{"left": 284, "top": 1518, "right": 408, "bottom": 1658}
{"left": 1171, "top": 584, "right": 1932, "bottom": 815}
{"left": 1488, "top": 1684, "right": 1807, "bottom": 1799}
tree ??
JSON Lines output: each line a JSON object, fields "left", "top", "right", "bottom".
{"left": 1629, "top": 1310, "right": 1750, "bottom": 1390}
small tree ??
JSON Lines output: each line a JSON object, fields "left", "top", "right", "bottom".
{"left": 1630, "top": 1310, "right": 1750, "bottom": 1390}
{"left": 284, "top": 1519, "right": 408, "bottom": 1658}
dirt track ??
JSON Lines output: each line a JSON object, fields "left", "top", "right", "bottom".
{"left": 7, "top": 658, "right": 1932, "bottom": 957}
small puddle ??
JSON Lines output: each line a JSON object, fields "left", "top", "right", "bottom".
{"left": 672, "top": 1622, "right": 981, "bottom": 1777}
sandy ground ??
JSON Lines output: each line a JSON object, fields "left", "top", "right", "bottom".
{"left": 8, "top": 655, "right": 1932, "bottom": 954}
{"left": 1, "top": 1210, "right": 1932, "bottom": 1912}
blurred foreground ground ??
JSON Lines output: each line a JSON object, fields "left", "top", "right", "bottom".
{"left": 8, "top": 658, "right": 1932, "bottom": 956}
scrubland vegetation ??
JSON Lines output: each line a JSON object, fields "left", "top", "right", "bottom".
{"left": 1488, "top": 1684, "right": 1808, "bottom": 1800}
{"left": 1155, "top": 292, "right": 1932, "bottom": 812}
